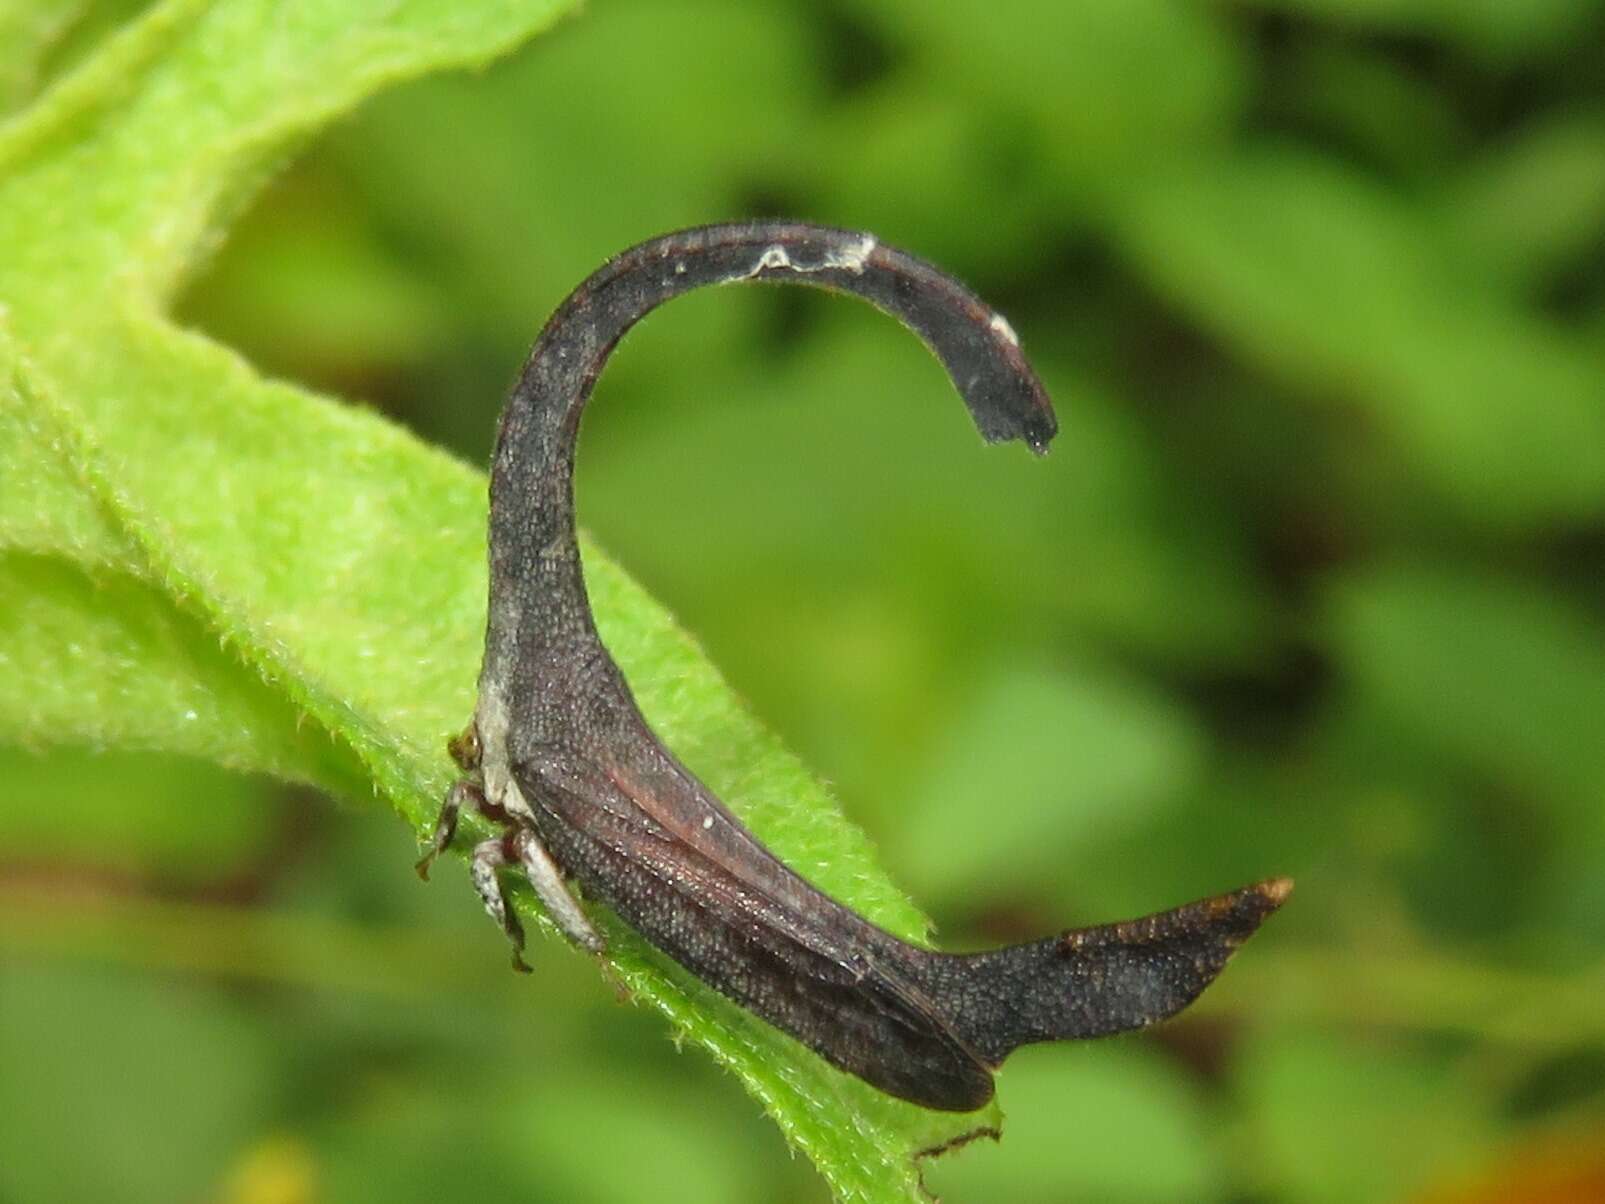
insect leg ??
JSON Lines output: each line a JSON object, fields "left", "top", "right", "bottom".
{"left": 417, "top": 777, "right": 519, "bottom": 870}
{"left": 470, "top": 833, "right": 531, "bottom": 973}
{"left": 511, "top": 826, "right": 607, "bottom": 955}
{"left": 414, "top": 778, "right": 483, "bottom": 880}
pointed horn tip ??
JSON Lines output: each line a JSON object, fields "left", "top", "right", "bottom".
{"left": 1208, "top": 875, "right": 1292, "bottom": 951}
{"left": 1025, "top": 415, "right": 1056, "bottom": 456}
{"left": 1258, "top": 875, "right": 1295, "bottom": 907}
{"left": 1219, "top": 879, "right": 1296, "bottom": 931}
{"left": 1178, "top": 875, "right": 1291, "bottom": 949}
{"left": 991, "top": 391, "right": 1055, "bottom": 455}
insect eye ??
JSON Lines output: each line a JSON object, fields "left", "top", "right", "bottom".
{"left": 448, "top": 725, "right": 481, "bottom": 771}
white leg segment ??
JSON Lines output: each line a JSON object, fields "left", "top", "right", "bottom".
{"left": 469, "top": 836, "right": 516, "bottom": 935}
{"left": 513, "top": 827, "right": 606, "bottom": 954}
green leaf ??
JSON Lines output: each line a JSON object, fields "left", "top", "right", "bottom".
{"left": 0, "top": 551, "right": 366, "bottom": 792}
{"left": 0, "top": 2, "right": 1006, "bottom": 1197}
{"left": 854, "top": 0, "right": 1245, "bottom": 196}
{"left": 0, "top": 1, "right": 88, "bottom": 113}
{"left": 1236, "top": 1026, "right": 1493, "bottom": 1204}
{"left": 1241, "top": 0, "right": 1596, "bottom": 61}
{"left": 0, "top": 744, "right": 283, "bottom": 882}
{"left": 1441, "top": 114, "right": 1605, "bottom": 289}
{"left": 1115, "top": 149, "right": 1605, "bottom": 528}
{"left": 1325, "top": 564, "right": 1605, "bottom": 939}
{"left": 1325, "top": 564, "right": 1605, "bottom": 814}
{"left": 887, "top": 658, "right": 1205, "bottom": 906}
{"left": 0, "top": 362, "right": 127, "bottom": 566}
{"left": 0, "top": 964, "right": 282, "bottom": 1204}
{"left": 325, "top": 0, "right": 821, "bottom": 336}
{"left": 922, "top": 1043, "right": 1225, "bottom": 1203}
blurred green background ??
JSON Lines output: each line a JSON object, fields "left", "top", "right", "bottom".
{"left": 5, "top": 0, "right": 1605, "bottom": 1200}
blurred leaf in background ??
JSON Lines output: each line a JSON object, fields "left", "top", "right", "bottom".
{"left": 5, "top": 0, "right": 1605, "bottom": 1201}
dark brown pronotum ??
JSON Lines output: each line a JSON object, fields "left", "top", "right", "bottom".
{"left": 417, "top": 221, "right": 1290, "bottom": 1112}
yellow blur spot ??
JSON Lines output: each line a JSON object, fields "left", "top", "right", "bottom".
{"left": 217, "top": 1135, "right": 319, "bottom": 1204}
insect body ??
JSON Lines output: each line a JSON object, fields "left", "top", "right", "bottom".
{"left": 417, "top": 222, "right": 1289, "bottom": 1111}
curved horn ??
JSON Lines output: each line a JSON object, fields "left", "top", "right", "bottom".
{"left": 484, "top": 222, "right": 1055, "bottom": 682}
